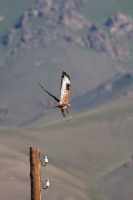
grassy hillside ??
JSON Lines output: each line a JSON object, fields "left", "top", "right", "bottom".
{"left": 0, "top": 42, "right": 118, "bottom": 125}
{"left": 1, "top": 97, "right": 133, "bottom": 199}
{"left": 0, "top": 0, "right": 35, "bottom": 60}
{"left": 72, "top": 73, "right": 133, "bottom": 114}
{"left": 77, "top": 0, "right": 133, "bottom": 26}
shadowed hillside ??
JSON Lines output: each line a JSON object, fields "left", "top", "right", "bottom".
{"left": 72, "top": 72, "right": 133, "bottom": 114}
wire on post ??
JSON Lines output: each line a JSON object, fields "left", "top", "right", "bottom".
{"left": 41, "top": 180, "right": 50, "bottom": 189}
{"left": 40, "top": 156, "right": 48, "bottom": 167}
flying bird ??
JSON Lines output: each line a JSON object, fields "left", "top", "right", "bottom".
{"left": 38, "top": 71, "right": 72, "bottom": 121}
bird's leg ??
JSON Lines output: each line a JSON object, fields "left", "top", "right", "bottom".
{"left": 61, "top": 109, "right": 68, "bottom": 121}
{"left": 66, "top": 108, "right": 72, "bottom": 119}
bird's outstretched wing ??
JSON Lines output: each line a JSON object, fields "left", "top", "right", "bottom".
{"left": 38, "top": 82, "right": 59, "bottom": 102}
{"left": 60, "top": 71, "right": 71, "bottom": 104}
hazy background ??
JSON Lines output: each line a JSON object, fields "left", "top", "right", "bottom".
{"left": 0, "top": 0, "right": 133, "bottom": 199}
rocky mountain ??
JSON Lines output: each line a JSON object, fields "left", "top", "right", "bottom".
{"left": 83, "top": 24, "right": 130, "bottom": 61}
{"left": 2, "top": 0, "right": 133, "bottom": 63}
{"left": 105, "top": 11, "right": 133, "bottom": 40}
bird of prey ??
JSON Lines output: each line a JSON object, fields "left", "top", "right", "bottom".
{"left": 38, "top": 71, "right": 72, "bottom": 121}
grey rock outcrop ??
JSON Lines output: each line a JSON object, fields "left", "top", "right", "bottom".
{"left": 105, "top": 12, "right": 133, "bottom": 39}
{"left": 84, "top": 24, "right": 130, "bottom": 61}
{"left": 59, "top": 9, "right": 90, "bottom": 30}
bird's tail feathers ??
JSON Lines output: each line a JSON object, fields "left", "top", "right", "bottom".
{"left": 51, "top": 105, "right": 59, "bottom": 108}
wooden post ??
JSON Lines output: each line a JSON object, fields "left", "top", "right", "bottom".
{"left": 30, "top": 147, "right": 41, "bottom": 200}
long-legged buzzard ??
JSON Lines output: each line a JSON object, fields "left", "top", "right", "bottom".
{"left": 38, "top": 71, "right": 72, "bottom": 121}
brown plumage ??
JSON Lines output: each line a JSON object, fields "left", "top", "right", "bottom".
{"left": 38, "top": 71, "right": 72, "bottom": 121}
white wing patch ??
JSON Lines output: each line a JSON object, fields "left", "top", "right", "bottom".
{"left": 60, "top": 73, "right": 70, "bottom": 104}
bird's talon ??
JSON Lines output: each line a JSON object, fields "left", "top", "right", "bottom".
{"left": 69, "top": 115, "right": 72, "bottom": 119}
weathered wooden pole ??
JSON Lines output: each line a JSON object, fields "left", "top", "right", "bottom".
{"left": 30, "top": 147, "right": 41, "bottom": 200}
